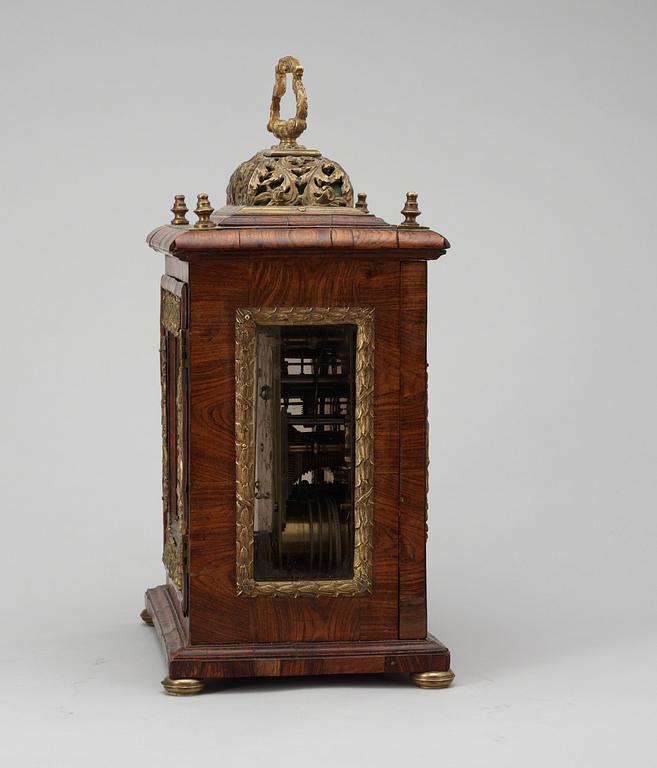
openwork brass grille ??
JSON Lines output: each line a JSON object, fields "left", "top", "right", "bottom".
{"left": 235, "top": 307, "right": 374, "bottom": 597}
{"left": 226, "top": 153, "right": 354, "bottom": 208}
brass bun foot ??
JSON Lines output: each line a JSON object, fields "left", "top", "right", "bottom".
{"left": 140, "top": 608, "right": 154, "bottom": 626}
{"left": 162, "top": 677, "right": 205, "bottom": 696}
{"left": 410, "top": 670, "right": 455, "bottom": 689}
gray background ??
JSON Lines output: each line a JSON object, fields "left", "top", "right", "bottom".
{"left": 1, "top": 0, "right": 655, "bottom": 765}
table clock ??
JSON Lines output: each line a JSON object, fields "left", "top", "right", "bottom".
{"left": 142, "top": 56, "right": 454, "bottom": 695}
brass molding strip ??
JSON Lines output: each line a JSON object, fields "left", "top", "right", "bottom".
{"left": 235, "top": 306, "right": 374, "bottom": 597}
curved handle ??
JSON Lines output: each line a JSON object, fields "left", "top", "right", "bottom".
{"left": 267, "top": 56, "right": 308, "bottom": 149}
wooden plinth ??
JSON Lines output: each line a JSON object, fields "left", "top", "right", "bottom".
{"left": 145, "top": 585, "right": 451, "bottom": 682}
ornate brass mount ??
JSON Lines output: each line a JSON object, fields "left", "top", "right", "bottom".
{"left": 161, "top": 289, "right": 187, "bottom": 591}
{"left": 400, "top": 192, "right": 423, "bottom": 228}
{"left": 267, "top": 56, "right": 312, "bottom": 155}
{"left": 225, "top": 56, "right": 355, "bottom": 208}
{"left": 170, "top": 194, "right": 189, "bottom": 226}
{"left": 235, "top": 306, "right": 374, "bottom": 597}
{"left": 194, "top": 193, "right": 216, "bottom": 229}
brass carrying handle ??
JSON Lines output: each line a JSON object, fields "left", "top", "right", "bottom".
{"left": 267, "top": 56, "right": 308, "bottom": 149}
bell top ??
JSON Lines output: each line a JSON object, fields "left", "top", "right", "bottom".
{"left": 226, "top": 56, "right": 354, "bottom": 210}
{"left": 147, "top": 56, "right": 450, "bottom": 260}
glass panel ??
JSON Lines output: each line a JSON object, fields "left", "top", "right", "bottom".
{"left": 253, "top": 324, "right": 356, "bottom": 581}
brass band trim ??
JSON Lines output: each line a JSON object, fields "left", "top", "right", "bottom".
{"left": 236, "top": 206, "right": 365, "bottom": 215}
{"left": 235, "top": 306, "right": 374, "bottom": 597}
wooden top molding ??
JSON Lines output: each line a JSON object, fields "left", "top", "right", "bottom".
{"left": 146, "top": 211, "right": 449, "bottom": 262}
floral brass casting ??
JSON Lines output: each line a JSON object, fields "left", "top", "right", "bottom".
{"left": 235, "top": 307, "right": 375, "bottom": 597}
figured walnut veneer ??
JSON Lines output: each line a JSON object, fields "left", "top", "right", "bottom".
{"left": 146, "top": 207, "right": 451, "bottom": 686}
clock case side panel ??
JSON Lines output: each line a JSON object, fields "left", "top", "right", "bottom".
{"left": 186, "top": 259, "right": 252, "bottom": 645}
{"left": 185, "top": 255, "right": 401, "bottom": 645}
{"left": 399, "top": 261, "right": 429, "bottom": 639}
{"left": 160, "top": 264, "right": 191, "bottom": 641}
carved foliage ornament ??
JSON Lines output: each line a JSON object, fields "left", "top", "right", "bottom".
{"left": 235, "top": 307, "right": 374, "bottom": 597}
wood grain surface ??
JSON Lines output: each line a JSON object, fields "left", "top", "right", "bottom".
{"left": 145, "top": 585, "right": 450, "bottom": 680}
{"left": 399, "top": 262, "right": 429, "bottom": 638}
{"left": 147, "top": 217, "right": 448, "bottom": 261}
{"left": 186, "top": 258, "right": 400, "bottom": 644}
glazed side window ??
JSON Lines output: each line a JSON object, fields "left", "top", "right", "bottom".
{"left": 253, "top": 324, "right": 356, "bottom": 582}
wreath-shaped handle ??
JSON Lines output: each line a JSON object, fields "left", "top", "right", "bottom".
{"left": 267, "top": 56, "right": 308, "bottom": 149}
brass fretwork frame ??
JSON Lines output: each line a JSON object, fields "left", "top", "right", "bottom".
{"left": 235, "top": 307, "right": 375, "bottom": 597}
{"left": 161, "top": 289, "right": 186, "bottom": 591}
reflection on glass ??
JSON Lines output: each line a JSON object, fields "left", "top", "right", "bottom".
{"left": 253, "top": 324, "right": 356, "bottom": 581}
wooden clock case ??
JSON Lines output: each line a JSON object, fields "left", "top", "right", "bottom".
{"left": 141, "top": 57, "right": 454, "bottom": 695}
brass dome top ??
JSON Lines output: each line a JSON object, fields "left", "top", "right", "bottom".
{"left": 226, "top": 56, "right": 355, "bottom": 211}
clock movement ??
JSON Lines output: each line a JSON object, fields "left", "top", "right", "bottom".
{"left": 142, "top": 56, "right": 454, "bottom": 694}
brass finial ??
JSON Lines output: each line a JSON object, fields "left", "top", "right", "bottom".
{"left": 267, "top": 56, "right": 308, "bottom": 151}
{"left": 170, "top": 194, "right": 189, "bottom": 225}
{"left": 355, "top": 193, "right": 369, "bottom": 213}
{"left": 194, "top": 193, "right": 216, "bottom": 230}
{"left": 399, "top": 192, "right": 421, "bottom": 228}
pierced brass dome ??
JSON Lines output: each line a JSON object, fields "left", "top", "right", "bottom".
{"left": 225, "top": 56, "right": 355, "bottom": 210}
{"left": 226, "top": 151, "right": 353, "bottom": 208}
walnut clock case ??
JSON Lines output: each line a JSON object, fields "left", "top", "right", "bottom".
{"left": 142, "top": 56, "right": 454, "bottom": 695}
